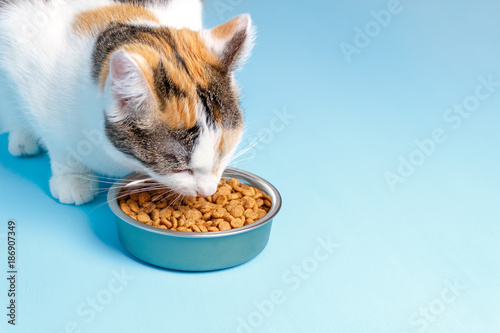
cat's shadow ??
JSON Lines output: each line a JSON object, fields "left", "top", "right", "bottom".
{"left": 0, "top": 134, "right": 126, "bottom": 251}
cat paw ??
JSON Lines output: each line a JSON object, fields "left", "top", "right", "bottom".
{"left": 8, "top": 131, "right": 41, "bottom": 157}
{"left": 49, "top": 174, "right": 98, "bottom": 205}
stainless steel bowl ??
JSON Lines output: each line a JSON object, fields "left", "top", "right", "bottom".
{"left": 107, "top": 167, "right": 282, "bottom": 271}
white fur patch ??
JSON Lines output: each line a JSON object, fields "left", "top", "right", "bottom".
{"left": 49, "top": 173, "right": 98, "bottom": 205}
{"left": 188, "top": 105, "right": 222, "bottom": 196}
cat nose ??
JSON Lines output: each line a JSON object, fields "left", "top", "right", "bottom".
{"left": 196, "top": 181, "right": 218, "bottom": 197}
{"left": 196, "top": 187, "right": 216, "bottom": 197}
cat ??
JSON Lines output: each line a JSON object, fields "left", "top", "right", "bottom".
{"left": 0, "top": 0, "right": 255, "bottom": 205}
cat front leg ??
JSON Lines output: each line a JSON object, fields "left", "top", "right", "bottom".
{"left": 0, "top": 86, "right": 41, "bottom": 156}
{"left": 48, "top": 150, "right": 98, "bottom": 205}
{"left": 0, "top": 68, "right": 41, "bottom": 156}
{"left": 8, "top": 129, "right": 41, "bottom": 157}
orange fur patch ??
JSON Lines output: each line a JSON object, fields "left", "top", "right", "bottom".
{"left": 138, "top": 29, "right": 219, "bottom": 129}
{"left": 171, "top": 29, "right": 219, "bottom": 87}
{"left": 160, "top": 95, "right": 197, "bottom": 129}
{"left": 73, "top": 4, "right": 159, "bottom": 37}
{"left": 94, "top": 19, "right": 224, "bottom": 129}
{"left": 214, "top": 128, "right": 241, "bottom": 175}
{"left": 139, "top": 29, "right": 219, "bottom": 89}
{"left": 217, "top": 135, "right": 225, "bottom": 154}
{"left": 211, "top": 16, "right": 242, "bottom": 40}
{"left": 218, "top": 129, "right": 241, "bottom": 155}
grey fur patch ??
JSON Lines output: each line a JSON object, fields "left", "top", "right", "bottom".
{"left": 221, "top": 29, "right": 247, "bottom": 73}
{"left": 105, "top": 115, "right": 201, "bottom": 175}
{"left": 197, "top": 67, "right": 243, "bottom": 129}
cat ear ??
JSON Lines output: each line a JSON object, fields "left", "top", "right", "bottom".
{"left": 108, "top": 50, "right": 155, "bottom": 115}
{"left": 202, "top": 14, "right": 256, "bottom": 73}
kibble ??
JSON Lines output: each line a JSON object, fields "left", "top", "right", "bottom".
{"left": 137, "top": 212, "right": 151, "bottom": 223}
{"left": 230, "top": 218, "right": 244, "bottom": 228}
{"left": 218, "top": 221, "right": 231, "bottom": 231}
{"left": 118, "top": 178, "right": 272, "bottom": 232}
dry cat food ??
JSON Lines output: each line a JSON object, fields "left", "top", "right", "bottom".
{"left": 118, "top": 178, "right": 272, "bottom": 232}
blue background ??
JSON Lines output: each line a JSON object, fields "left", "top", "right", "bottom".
{"left": 1, "top": 0, "right": 500, "bottom": 332}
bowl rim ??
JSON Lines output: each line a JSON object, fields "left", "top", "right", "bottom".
{"left": 107, "top": 167, "right": 282, "bottom": 238}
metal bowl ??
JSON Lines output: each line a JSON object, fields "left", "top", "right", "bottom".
{"left": 107, "top": 167, "right": 282, "bottom": 271}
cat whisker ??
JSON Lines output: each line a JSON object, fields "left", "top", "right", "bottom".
{"left": 231, "top": 135, "right": 265, "bottom": 161}
{"left": 56, "top": 173, "right": 124, "bottom": 186}
{"left": 124, "top": 177, "right": 156, "bottom": 187}
{"left": 87, "top": 186, "right": 181, "bottom": 216}
{"left": 229, "top": 157, "right": 255, "bottom": 167}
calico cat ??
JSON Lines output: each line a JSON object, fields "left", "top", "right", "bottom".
{"left": 0, "top": 0, "right": 255, "bottom": 204}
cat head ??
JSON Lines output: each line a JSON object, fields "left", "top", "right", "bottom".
{"left": 98, "top": 15, "right": 255, "bottom": 196}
